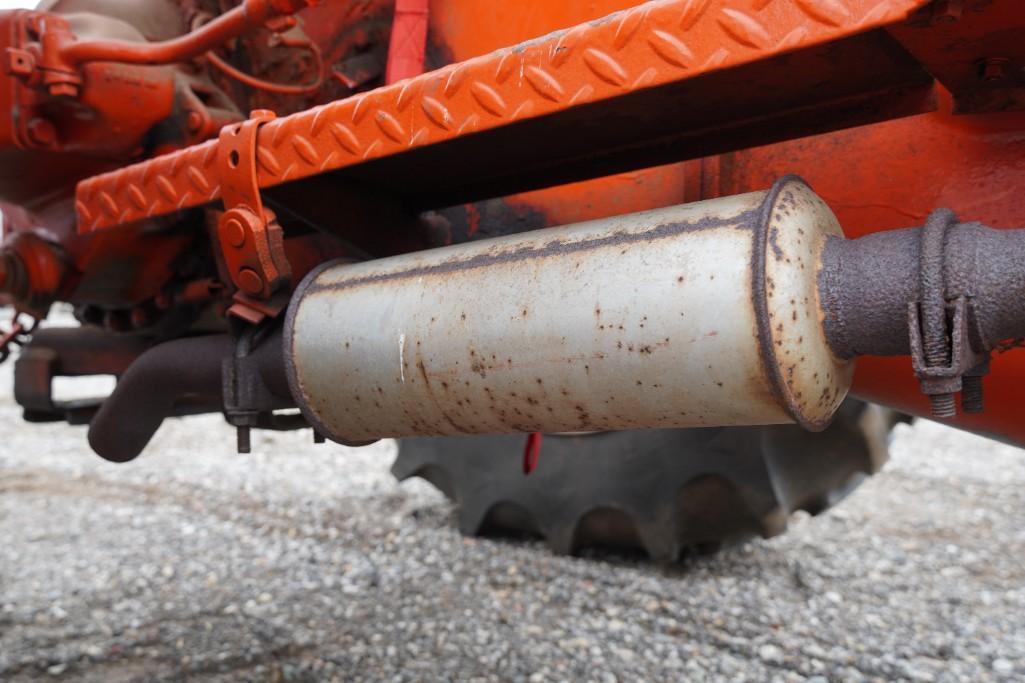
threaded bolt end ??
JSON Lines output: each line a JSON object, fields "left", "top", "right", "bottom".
{"left": 236, "top": 425, "right": 252, "bottom": 454}
{"left": 962, "top": 375, "right": 984, "bottom": 413}
{"left": 929, "top": 393, "right": 957, "bottom": 419}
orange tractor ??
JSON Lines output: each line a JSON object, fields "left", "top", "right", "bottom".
{"left": 1, "top": 0, "right": 1024, "bottom": 559}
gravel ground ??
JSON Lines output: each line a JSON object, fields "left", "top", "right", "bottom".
{"left": 2, "top": 355, "right": 1025, "bottom": 681}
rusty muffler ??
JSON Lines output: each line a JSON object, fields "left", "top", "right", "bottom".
{"left": 284, "top": 176, "right": 1025, "bottom": 445}
{"left": 284, "top": 177, "right": 852, "bottom": 444}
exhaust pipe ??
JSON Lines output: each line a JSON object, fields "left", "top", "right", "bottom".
{"left": 284, "top": 177, "right": 852, "bottom": 444}
{"left": 82, "top": 177, "right": 835, "bottom": 462}
{"left": 79, "top": 177, "right": 1025, "bottom": 460}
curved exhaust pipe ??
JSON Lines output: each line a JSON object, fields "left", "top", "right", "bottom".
{"left": 88, "top": 330, "right": 292, "bottom": 462}
{"left": 88, "top": 335, "right": 234, "bottom": 462}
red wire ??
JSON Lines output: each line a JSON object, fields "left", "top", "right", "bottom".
{"left": 523, "top": 432, "right": 543, "bottom": 475}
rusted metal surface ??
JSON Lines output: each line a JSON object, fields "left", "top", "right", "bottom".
{"left": 284, "top": 177, "right": 850, "bottom": 445}
{"left": 87, "top": 330, "right": 292, "bottom": 462}
{"left": 694, "top": 87, "right": 1025, "bottom": 445}
{"left": 74, "top": 0, "right": 933, "bottom": 233}
{"left": 60, "top": 315, "right": 301, "bottom": 461}
{"left": 908, "top": 295, "right": 988, "bottom": 418}
{"left": 87, "top": 334, "right": 232, "bottom": 462}
{"left": 913, "top": 210, "right": 970, "bottom": 417}
{"left": 756, "top": 179, "right": 852, "bottom": 431}
{"left": 819, "top": 220, "right": 1025, "bottom": 359}
{"left": 221, "top": 326, "right": 296, "bottom": 454}
{"left": 818, "top": 211, "right": 1025, "bottom": 418}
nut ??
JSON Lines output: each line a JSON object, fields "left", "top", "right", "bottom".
{"left": 237, "top": 268, "right": 265, "bottom": 295}
{"left": 220, "top": 217, "right": 248, "bottom": 248}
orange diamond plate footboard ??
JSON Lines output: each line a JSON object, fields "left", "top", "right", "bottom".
{"left": 75, "top": 0, "right": 933, "bottom": 234}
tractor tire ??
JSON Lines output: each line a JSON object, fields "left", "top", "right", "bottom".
{"left": 392, "top": 399, "right": 897, "bottom": 561}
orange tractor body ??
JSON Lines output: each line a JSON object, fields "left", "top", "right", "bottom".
{"left": 1, "top": 0, "right": 1024, "bottom": 455}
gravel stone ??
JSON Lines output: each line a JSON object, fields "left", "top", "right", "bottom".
{"left": 1, "top": 330, "right": 1025, "bottom": 681}
{"left": 993, "top": 658, "right": 1014, "bottom": 675}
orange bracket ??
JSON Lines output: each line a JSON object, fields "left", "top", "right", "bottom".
{"left": 216, "top": 110, "right": 292, "bottom": 323}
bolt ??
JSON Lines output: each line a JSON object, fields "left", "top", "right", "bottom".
{"left": 236, "top": 425, "right": 251, "bottom": 454}
{"left": 980, "top": 57, "right": 1011, "bottom": 83}
{"left": 931, "top": 0, "right": 961, "bottom": 24}
{"left": 237, "top": 267, "right": 264, "bottom": 294}
{"left": 25, "top": 118, "right": 57, "bottom": 147}
{"left": 961, "top": 375, "right": 984, "bottom": 413}
{"left": 221, "top": 217, "right": 247, "bottom": 248}
{"left": 929, "top": 393, "right": 957, "bottom": 419}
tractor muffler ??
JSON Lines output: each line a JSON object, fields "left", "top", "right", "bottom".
{"left": 77, "top": 176, "right": 1025, "bottom": 460}
{"left": 284, "top": 177, "right": 851, "bottom": 444}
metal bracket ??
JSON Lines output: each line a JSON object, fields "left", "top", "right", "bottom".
{"left": 907, "top": 209, "right": 992, "bottom": 418}
{"left": 216, "top": 109, "right": 292, "bottom": 324}
{"left": 909, "top": 296, "right": 990, "bottom": 417}
{"left": 222, "top": 324, "right": 305, "bottom": 453}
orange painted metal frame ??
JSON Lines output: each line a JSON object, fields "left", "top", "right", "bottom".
{"left": 75, "top": 0, "right": 930, "bottom": 234}
{"left": 429, "top": 0, "right": 696, "bottom": 226}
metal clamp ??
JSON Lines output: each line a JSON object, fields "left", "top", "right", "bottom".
{"left": 908, "top": 208, "right": 991, "bottom": 418}
{"left": 216, "top": 109, "right": 292, "bottom": 324}
{"left": 909, "top": 296, "right": 989, "bottom": 417}
{"left": 222, "top": 324, "right": 310, "bottom": 453}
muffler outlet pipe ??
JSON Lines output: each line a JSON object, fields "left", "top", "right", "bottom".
{"left": 818, "top": 218, "right": 1025, "bottom": 359}
{"left": 284, "top": 176, "right": 853, "bottom": 445}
